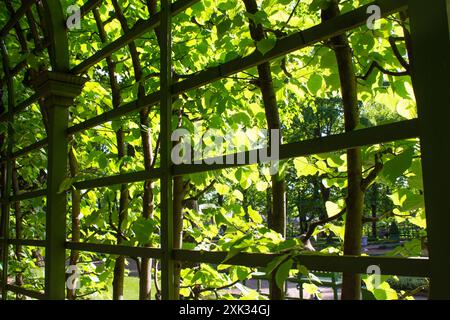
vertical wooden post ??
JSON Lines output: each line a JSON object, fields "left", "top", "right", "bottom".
{"left": 160, "top": 0, "right": 175, "bottom": 300}
{"left": 38, "top": 0, "right": 83, "bottom": 300}
{"left": 0, "top": 40, "right": 15, "bottom": 300}
{"left": 409, "top": 0, "right": 450, "bottom": 299}
{"left": 32, "top": 72, "right": 86, "bottom": 300}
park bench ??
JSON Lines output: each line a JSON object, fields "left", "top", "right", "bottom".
{"left": 248, "top": 270, "right": 342, "bottom": 300}
{"left": 287, "top": 270, "right": 342, "bottom": 300}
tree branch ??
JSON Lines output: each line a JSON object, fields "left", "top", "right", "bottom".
{"left": 360, "top": 153, "right": 384, "bottom": 192}
{"left": 357, "top": 61, "right": 409, "bottom": 81}
{"left": 302, "top": 205, "right": 347, "bottom": 243}
{"left": 389, "top": 36, "right": 410, "bottom": 71}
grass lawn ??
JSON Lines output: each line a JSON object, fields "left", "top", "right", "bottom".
{"left": 106, "top": 276, "right": 156, "bottom": 300}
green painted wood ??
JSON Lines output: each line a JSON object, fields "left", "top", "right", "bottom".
{"left": 4, "top": 119, "right": 420, "bottom": 188}
{"left": 42, "top": 0, "right": 70, "bottom": 72}
{"left": 0, "top": 93, "right": 40, "bottom": 123}
{"left": 0, "top": 138, "right": 47, "bottom": 166}
{"left": 409, "top": 0, "right": 450, "bottom": 299}
{"left": 7, "top": 239, "right": 46, "bottom": 247}
{"left": 0, "top": 40, "right": 15, "bottom": 301}
{"left": 67, "top": 92, "right": 159, "bottom": 135}
{"left": 65, "top": 242, "right": 163, "bottom": 259}
{"left": 10, "top": 138, "right": 48, "bottom": 160}
{"left": 1, "top": 0, "right": 445, "bottom": 301}
{"left": 5, "top": 284, "right": 45, "bottom": 300}
{"left": 41, "top": 0, "right": 82, "bottom": 299}
{"left": 160, "top": 0, "right": 175, "bottom": 301}
{"left": 72, "top": 168, "right": 162, "bottom": 190}
{"left": 34, "top": 72, "right": 87, "bottom": 300}
{"left": 42, "top": 79, "right": 70, "bottom": 301}
{"left": 173, "top": 250, "right": 430, "bottom": 278}
{"left": 8, "top": 189, "right": 46, "bottom": 203}
{"left": 173, "top": 119, "right": 419, "bottom": 176}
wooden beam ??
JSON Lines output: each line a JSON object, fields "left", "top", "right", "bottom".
{"left": 173, "top": 250, "right": 430, "bottom": 278}
{"left": 65, "top": 242, "right": 163, "bottom": 259}
{"left": 72, "top": 169, "right": 162, "bottom": 190}
{"left": 173, "top": 120, "right": 420, "bottom": 176}
{"left": 409, "top": 0, "right": 450, "bottom": 299}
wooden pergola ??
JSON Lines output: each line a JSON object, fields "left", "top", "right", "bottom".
{"left": 0, "top": 0, "right": 449, "bottom": 300}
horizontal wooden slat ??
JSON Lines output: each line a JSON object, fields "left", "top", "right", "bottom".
{"left": 65, "top": 242, "right": 163, "bottom": 259}
{"left": 4, "top": 284, "right": 45, "bottom": 300}
{"left": 7, "top": 239, "right": 46, "bottom": 247}
{"left": 0, "top": 92, "right": 40, "bottom": 123}
{"left": 173, "top": 249, "right": 430, "bottom": 278}
{"left": 68, "top": 92, "right": 159, "bottom": 135}
{"left": 12, "top": 138, "right": 47, "bottom": 159}
{"left": 8, "top": 189, "right": 46, "bottom": 203}
{"left": 173, "top": 119, "right": 420, "bottom": 176}
{"left": 72, "top": 168, "right": 162, "bottom": 190}
{"left": 0, "top": 138, "right": 47, "bottom": 164}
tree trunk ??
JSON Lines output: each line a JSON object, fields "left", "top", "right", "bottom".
{"left": 173, "top": 176, "right": 187, "bottom": 300}
{"left": 93, "top": 8, "right": 129, "bottom": 300}
{"left": 0, "top": 88, "right": 5, "bottom": 271}
{"left": 146, "top": 0, "right": 188, "bottom": 299}
{"left": 322, "top": 1, "right": 364, "bottom": 300}
{"left": 111, "top": 0, "right": 158, "bottom": 300}
{"left": 12, "top": 162, "right": 24, "bottom": 298}
{"left": 243, "top": 0, "right": 286, "bottom": 300}
{"left": 113, "top": 130, "right": 128, "bottom": 300}
{"left": 371, "top": 184, "right": 378, "bottom": 239}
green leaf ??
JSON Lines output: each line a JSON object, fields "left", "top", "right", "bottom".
{"left": 233, "top": 189, "right": 244, "bottom": 201}
{"left": 294, "top": 157, "right": 325, "bottom": 177}
{"left": 248, "top": 206, "right": 263, "bottom": 224}
{"left": 298, "top": 265, "right": 309, "bottom": 277}
{"left": 217, "top": 0, "right": 237, "bottom": 11}
{"left": 266, "top": 254, "right": 289, "bottom": 275}
{"left": 275, "top": 239, "right": 300, "bottom": 252}
{"left": 231, "top": 112, "right": 252, "bottom": 126}
{"left": 215, "top": 183, "right": 230, "bottom": 195}
{"left": 309, "top": 0, "right": 331, "bottom": 11}
{"left": 383, "top": 148, "right": 414, "bottom": 183}
{"left": 58, "top": 177, "right": 73, "bottom": 194}
{"left": 235, "top": 266, "right": 252, "bottom": 281}
{"left": 307, "top": 74, "right": 323, "bottom": 95}
{"left": 303, "top": 283, "right": 319, "bottom": 296}
{"left": 325, "top": 201, "right": 341, "bottom": 217}
{"left": 98, "top": 153, "right": 109, "bottom": 169}
{"left": 132, "top": 217, "right": 155, "bottom": 244}
{"left": 276, "top": 259, "right": 293, "bottom": 289}
{"left": 255, "top": 181, "right": 268, "bottom": 191}
{"left": 257, "top": 38, "right": 276, "bottom": 55}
